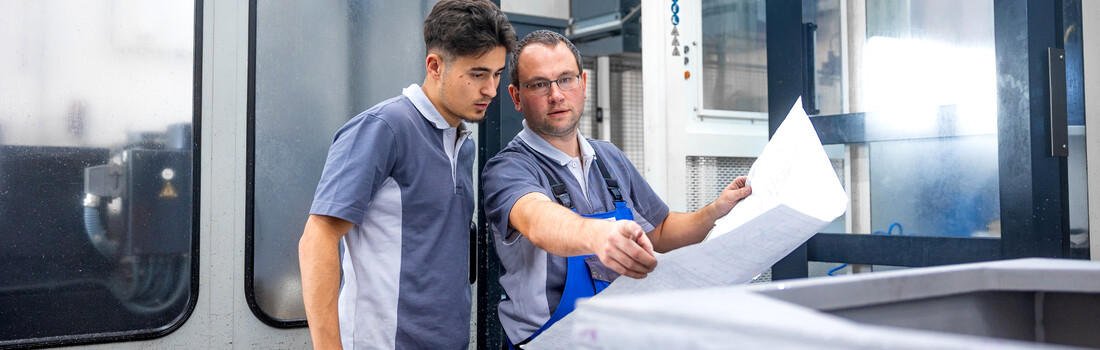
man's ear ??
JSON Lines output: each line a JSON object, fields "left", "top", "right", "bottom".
{"left": 580, "top": 70, "right": 588, "bottom": 100}
{"left": 426, "top": 53, "right": 444, "bottom": 81}
{"left": 508, "top": 84, "right": 523, "bottom": 112}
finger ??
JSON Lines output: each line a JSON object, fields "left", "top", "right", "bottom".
{"left": 612, "top": 237, "right": 657, "bottom": 272}
{"left": 607, "top": 247, "right": 654, "bottom": 276}
{"left": 625, "top": 223, "right": 657, "bottom": 267}
{"left": 609, "top": 222, "right": 656, "bottom": 272}
{"left": 618, "top": 222, "right": 655, "bottom": 258}
{"left": 729, "top": 185, "right": 751, "bottom": 201}
{"left": 607, "top": 240, "right": 653, "bottom": 275}
{"left": 598, "top": 231, "right": 650, "bottom": 274}
{"left": 635, "top": 230, "right": 655, "bottom": 256}
{"left": 739, "top": 185, "right": 752, "bottom": 198}
{"left": 620, "top": 221, "right": 646, "bottom": 241}
{"left": 729, "top": 176, "right": 747, "bottom": 190}
{"left": 602, "top": 257, "right": 647, "bottom": 279}
{"left": 614, "top": 221, "right": 653, "bottom": 254}
{"left": 615, "top": 221, "right": 641, "bottom": 239}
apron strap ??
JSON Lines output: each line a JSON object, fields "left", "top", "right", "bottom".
{"left": 538, "top": 164, "right": 575, "bottom": 210}
{"left": 539, "top": 155, "right": 624, "bottom": 211}
{"left": 592, "top": 156, "right": 624, "bottom": 203}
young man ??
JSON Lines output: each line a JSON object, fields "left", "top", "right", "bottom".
{"left": 481, "top": 30, "right": 752, "bottom": 346}
{"left": 298, "top": 1, "right": 516, "bottom": 349}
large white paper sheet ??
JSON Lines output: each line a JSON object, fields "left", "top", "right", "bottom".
{"left": 527, "top": 98, "right": 849, "bottom": 349}
{"left": 709, "top": 98, "right": 848, "bottom": 240}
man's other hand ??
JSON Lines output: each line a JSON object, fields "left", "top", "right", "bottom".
{"left": 712, "top": 176, "right": 752, "bottom": 216}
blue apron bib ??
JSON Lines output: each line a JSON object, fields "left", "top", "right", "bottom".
{"left": 509, "top": 156, "right": 633, "bottom": 348}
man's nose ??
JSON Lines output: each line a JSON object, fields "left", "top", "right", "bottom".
{"left": 548, "top": 82, "right": 566, "bottom": 101}
{"left": 482, "top": 78, "right": 498, "bottom": 98}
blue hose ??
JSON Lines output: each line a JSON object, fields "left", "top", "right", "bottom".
{"left": 827, "top": 264, "right": 847, "bottom": 276}
{"left": 83, "top": 205, "right": 118, "bottom": 258}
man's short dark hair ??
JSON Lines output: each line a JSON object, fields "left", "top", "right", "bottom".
{"left": 424, "top": 0, "right": 517, "bottom": 61}
{"left": 509, "top": 30, "right": 584, "bottom": 87}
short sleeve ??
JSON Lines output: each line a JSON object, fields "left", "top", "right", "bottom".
{"left": 481, "top": 152, "right": 553, "bottom": 245}
{"left": 309, "top": 114, "right": 397, "bottom": 225}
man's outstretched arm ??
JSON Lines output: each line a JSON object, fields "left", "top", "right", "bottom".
{"left": 510, "top": 192, "right": 658, "bottom": 278}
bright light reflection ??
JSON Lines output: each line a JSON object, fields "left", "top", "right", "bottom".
{"left": 863, "top": 36, "right": 997, "bottom": 135}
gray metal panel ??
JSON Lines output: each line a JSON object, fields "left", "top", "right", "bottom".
{"left": 828, "top": 291, "right": 1036, "bottom": 341}
{"left": 1044, "top": 293, "right": 1100, "bottom": 348}
{"left": 571, "top": 0, "right": 621, "bottom": 21}
{"left": 574, "top": 33, "right": 642, "bottom": 57}
{"left": 569, "top": 0, "right": 640, "bottom": 55}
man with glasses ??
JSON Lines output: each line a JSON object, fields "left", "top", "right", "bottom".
{"left": 298, "top": 1, "right": 515, "bottom": 349}
{"left": 481, "top": 30, "right": 752, "bottom": 347}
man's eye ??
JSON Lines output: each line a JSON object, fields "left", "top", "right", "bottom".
{"left": 472, "top": 73, "right": 485, "bottom": 79}
{"left": 494, "top": 72, "right": 503, "bottom": 78}
{"left": 559, "top": 76, "right": 575, "bottom": 84}
{"left": 532, "top": 81, "right": 551, "bottom": 89}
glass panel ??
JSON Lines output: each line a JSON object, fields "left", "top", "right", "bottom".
{"left": 861, "top": 0, "right": 996, "bottom": 123}
{"left": 870, "top": 136, "right": 1000, "bottom": 237}
{"left": 700, "top": 0, "right": 768, "bottom": 112}
{"left": 0, "top": 0, "right": 195, "bottom": 345}
{"left": 863, "top": 0, "right": 997, "bottom": 237}
{"left": 815, "top": 0, "right": 1000, "bottom": 238}
{"left": 803, "top": 0, "right": 843, "bottom": 116}
{"left": 252, "top": 0, "right": 439, "bottom": 321}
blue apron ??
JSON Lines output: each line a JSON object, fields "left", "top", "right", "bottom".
{"left": 509, "top": 157, "right": 633, "bottom": 349}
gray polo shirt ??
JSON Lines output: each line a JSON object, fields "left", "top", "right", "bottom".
{"left": 481, "top": 123, "right": 670, "bottom": 342}
{"left": 310, "top": 84, "right": 474, "bottom": 350}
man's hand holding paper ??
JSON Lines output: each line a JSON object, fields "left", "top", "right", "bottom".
{"left": 708, "top": 176, "right": 752, "bottom": 219}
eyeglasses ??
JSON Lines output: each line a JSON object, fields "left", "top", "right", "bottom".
{"left": 518, "top": 75, "right": 581, "bottom": 96}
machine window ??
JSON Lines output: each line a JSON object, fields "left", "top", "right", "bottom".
{"left": 248, "top": 0, "right": 437, "bottom": 325}
{"left": 0, "top": 0, "right": 198, "bottom": 346}
{"left": 700, "top": 0, "right": 769, "bottom": 114}
{"left": 698, "top": 0, "right": 843, "bottom": 117}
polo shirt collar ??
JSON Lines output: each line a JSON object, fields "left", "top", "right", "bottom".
{"left": 403, "top": 84, "right": 465, "bottom": 131}
{"left": 518, "top": 120, "right": 596, "bottom": 166}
